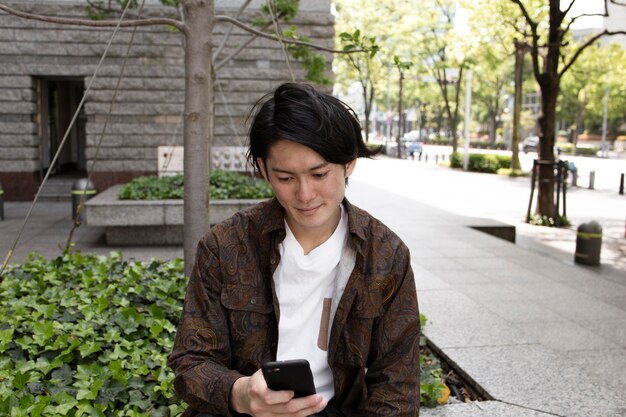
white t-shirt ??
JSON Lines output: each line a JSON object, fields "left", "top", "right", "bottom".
{"left": 274, "top": 205, "right": 348, "bottom": 402}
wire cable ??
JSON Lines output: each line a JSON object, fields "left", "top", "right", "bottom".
{"left": 1, "top": 0, "right": 133, "bottom": 278}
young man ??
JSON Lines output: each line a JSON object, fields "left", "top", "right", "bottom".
{"left": 168, "top": 83, "right": 420, "bottom": 416}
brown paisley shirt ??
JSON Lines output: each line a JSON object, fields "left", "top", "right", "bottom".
{"left": 168, "top": 198, "right": 420, "bottom": 416}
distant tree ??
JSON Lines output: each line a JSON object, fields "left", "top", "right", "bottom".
{"left": 558, "top": 43, "right": 626, "bottom": 143}
{"left": 414, "top": 0, "right": 471, "bottom": 152}
{"left": 509, "top": 0, "right": 626, "bottom": 219}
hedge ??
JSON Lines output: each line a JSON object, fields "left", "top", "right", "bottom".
{"left": 118, "top": 170, "right": 274, "bottom": 200}
{"left": 449, "top": 152, "right": 511, "bottom": 173}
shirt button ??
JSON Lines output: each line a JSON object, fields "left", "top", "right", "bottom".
{"left": 250, "top": 298, "right": 257, "bottom": 305}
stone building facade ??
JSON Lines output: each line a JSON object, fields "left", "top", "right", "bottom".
{"left": 0, "top": 0, "right": 333, "bottom": 200}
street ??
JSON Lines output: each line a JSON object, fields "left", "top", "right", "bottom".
{"left": 416, "top": 144, "right": 626, "bottom": 193}
{"left": 348, "top": 154, "right": 625, "bottom": 271}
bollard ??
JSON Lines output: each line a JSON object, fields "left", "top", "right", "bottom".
{"left": 71, "top": 178, "right": 96, "bottom": 222}
{"left": 574, "top": 221, "right": 602, "bottom": 266}
{"left": 425, "top": 154, "right": 428, "bottom": 163}
{"left": 0, "top": 183, "right": 4, "bottom": 221}
{"left": 620, "top": 173, "right": 624, "bottom": 195}
{"left": 588, "top": 170, "right": 595, "bottom": 190}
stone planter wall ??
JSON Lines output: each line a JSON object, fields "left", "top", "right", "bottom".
{"left": 84, "top": 185, "right": 263, "bottom": 245}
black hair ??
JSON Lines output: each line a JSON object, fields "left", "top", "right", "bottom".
{"left": 247, "top": 83, "right": 381, "bottom": 172}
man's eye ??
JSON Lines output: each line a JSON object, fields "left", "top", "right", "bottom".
{"left": 313, "top": 172, "right": 328, "bottom": 179}
{"left": 277, "top": 177, "right": 292, "bottom": 182}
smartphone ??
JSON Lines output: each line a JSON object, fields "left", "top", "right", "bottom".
{"left": 261, "top": 359, "right": 317, "bottom": 398}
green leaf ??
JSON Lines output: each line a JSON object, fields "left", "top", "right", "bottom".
{"left": 52, "top": 390, "right": 78, "bottom": 414}
{"left": 0, "top": 328, "right": 14, "bottom": 352}
{"left": 13, "top": 371, "right": 28, "bottom": 390}
{"left": 76, "top": 379, "right": 103, "bottom": 401}
{"left": 79, "top": 341, "right": 102, "bottom": 359}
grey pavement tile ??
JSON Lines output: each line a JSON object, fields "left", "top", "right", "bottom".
{"left": 536, "top": 294, "right": 626, "bottom": 321}
{"left": 421, "top": 290, "right": 536, "bottom": 348}
{"left": 408, "top": 245, "right": 445, "bottom": 259}
{"left": 479, "top": 268, "right": 548, "bottom": 285}
{"left": 435, "top": 246, "right": 495, "bottom": 258}
{"left": 561, "top": 348, "right": 626, "bottom": 381}
{"left": 482, "top": 299, "right": 566, "bottom": 323}
{"left": 506, "top": 281, "right": 590, "bottom": 301}
{"left": 455, "top": 284, "right": 531, "bottom": 303}
{"left": 430, "top": 269, "right": 496, "bottom": 285}
{"left": 412, "top": 265, "right": 452, "bottom": 291}
{"left": 515, "top": 320, "right": 621, "bottom": 351}
{"left": 421, "top": 401, "right": 557, "bottom": 417}
{"left": 417, "top": 257, "right": 473, "bottom": 272}
{"left": 508, "top": 252, "right": 573, "bottom": 270}
{"left": 556, "top": 274, "right": 626, "bottom": 303}
{"left": 454, "top": 256, "right": 521, "bottom": 271}
{"left": 603, "top": 295, "right": 626, "bottom": 312}
{"left": 442, "top": 344, "right": 626, "bottom": 417}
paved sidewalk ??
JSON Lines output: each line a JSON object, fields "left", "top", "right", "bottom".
{"left": 1, "top": 179, "right": 625, "bottom": 416}
{"left": 346, "top": 179, "right": 626, "bottom": 417}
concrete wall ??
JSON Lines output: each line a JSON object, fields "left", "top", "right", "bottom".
{"left": 0, "top": 1, "right": 333, "bottom": 200}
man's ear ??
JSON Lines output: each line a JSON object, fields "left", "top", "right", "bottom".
{"left": 345, "top": 159, "right": 356, "bottom": 178}
{"left": 257, "top": 158, "right": 269, "bottom": 181}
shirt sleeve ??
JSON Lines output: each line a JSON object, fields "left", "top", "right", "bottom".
{"left": 167, "top": 236, "right": 243, "bottom": 417}
{"left": 362, "top": 243, "right": 421, "bottom": 416}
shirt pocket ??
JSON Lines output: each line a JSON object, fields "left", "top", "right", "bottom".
{"left": 336, "top": 289, "right": 382, "bottom": 367}
{"left": 220, "top": 283, "right": 274, "bottom": 314}
{"left": 220, "top": 284, "right": 275, "bottom": 369}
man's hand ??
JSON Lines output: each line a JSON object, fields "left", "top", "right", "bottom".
{"left": 230, "top": 369, "right": 327, "bottom": 416}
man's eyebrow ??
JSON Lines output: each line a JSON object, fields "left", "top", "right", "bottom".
{"left": 271, "top": 162, "right": 329, "bottom": 174}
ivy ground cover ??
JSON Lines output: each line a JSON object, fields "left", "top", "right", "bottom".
{"left": 1, "top": 252, "right": 448, "bottom": 415}
{"left": 0, "top": 252, "right": 186, "bottom": 416}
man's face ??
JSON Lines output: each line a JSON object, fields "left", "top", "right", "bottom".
{"left": 258, "top": 139, "right": 355, "bottom": 244}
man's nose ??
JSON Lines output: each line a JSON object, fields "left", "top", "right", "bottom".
{"left": 296, "top": 179, "right": 314, "bottom": 201}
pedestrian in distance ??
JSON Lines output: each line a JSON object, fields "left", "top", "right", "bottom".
{"left": 168, "top": 82, "right": 421, "bottom": 416}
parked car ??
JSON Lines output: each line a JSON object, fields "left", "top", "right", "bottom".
{"left": 522, "top": 135, "right": 539, "bottom": 153}
{"left": 521, "top": 135, "right": 563, "bottom": 154}
{"left": 384, "top": 131, "right": 424, "bottom": 158}
{"left": 402, "top": 139, "right": 423, "bottom": 158}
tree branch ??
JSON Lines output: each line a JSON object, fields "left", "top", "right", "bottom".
{"left": 561, "top": 0, "right": 577, "bottom": 18}
{"left": 560, "top": 29, "right": 626, "bottom": 77}
{"left": 213, "top": 0, "right": 252, "bottom": 61}
{"left": 0, "top": 3, "right": 186, "bottom": 33}
{"left": 510, "top": 0, "right": 541, "bottom": 85}
{"left": 214, "top": 33, "right": 259, "bottom": 71}
{"left": 215, "top": 14, "right": 365, "bottom": 53}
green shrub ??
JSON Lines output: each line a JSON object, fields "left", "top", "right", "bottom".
{"left": 449, "top": 152, "right": 463, "bottom": 168}
{"left": 574, "top": 145, "right": 598, "bottom": 156}
{"left": 497, "top": 168, "right": 528, "bottom": 177}
{"left": 118, "top": 170, "right": 274, "bottom": 200}
{"left": 0, "top": 251, "right": 187, "bottom": 416}
{"left": 528, "top": 214, "right": 570, "bottom": 227}
{"left": 1, "top": 252, "right": 448, "bottom": 414}
{"left": 558, "top": 143, "right": 575, "bottom": 154}
{"left": 450, "top": 152, "right": 511, "bottom": 173}
{"left": 558, "top": 143, "right": 598, "bottom": 156}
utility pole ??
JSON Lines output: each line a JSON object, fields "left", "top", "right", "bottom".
{"left": 463, "top": 70, "right": 472, "bottom": 170}
{"left": 397, "top": 69, "right": 404, "bottom": 159}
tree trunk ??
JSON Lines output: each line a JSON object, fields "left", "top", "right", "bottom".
{"left": 489, "top": 112, "right": 497, "bottom": 144}
{"left": 511, "top": 40, "right": 525, "bottom": 171}
{"left": 397, "top": 70, "right": 404, "bottom": 158}
{"left": 362, "top": 82, "right": 371, "bottom": 143}
{"left": 536, "top": 82, "right": 558, "bottom": 218}
{"left": 183, "top": 0, "right": 214, "bottom": 276}
{"left": 534, "top": 1, "right": 563, "bottom": 219}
